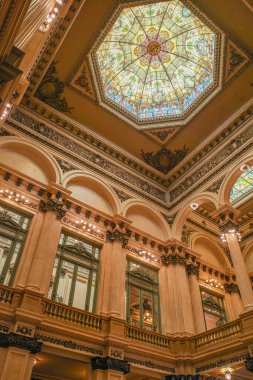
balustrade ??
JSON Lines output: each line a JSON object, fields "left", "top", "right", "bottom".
{"left": 125, "top": 324, "right": 171, "bottom": 350}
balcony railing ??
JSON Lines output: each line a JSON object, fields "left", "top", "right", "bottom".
{"left": 195, "top": 319, "right": 243, "bottom": 349}
{"left": 0, "top": 284, "right": 21, "bottom": 306}
{"left": 125, "top": 324, "right": 171, "bottom": 350}
{"left": 42, "top": 299, "right": 102, "bottom": 332}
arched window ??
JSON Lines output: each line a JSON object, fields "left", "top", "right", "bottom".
{"left": 230, "top": 168, "right": 253, "bottom": 202}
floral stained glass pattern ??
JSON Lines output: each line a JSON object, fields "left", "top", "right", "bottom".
{"left": 230, "top": 168, "right": 253, "bottom": 202}
{"left": 95, "top": 1, "right": 216, "bottom": 123}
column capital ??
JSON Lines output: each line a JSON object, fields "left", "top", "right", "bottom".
{"left": 186, "top": 263, "right": 200, "bottom": 277}
{"left": 212, "top": 204, "right": 240, "bottom": 234}
{"left": 245, "top": 357, "right": 253, "bottom": 372}
{"left": 91, "top": 357, "right": 130, "bottom": 375}
{"left": 224, "top": 282, "right": 240, "bottom": 293}
{"left": 39, "top": 198, "right": 66, "bottom": 220}
{"left": 165, "top": 375, "right": 203, "bottom": 380}
{"left": 0, "top": 332, "right": 42, "bottom": 354}
{"left": 106, "top": 217, "right": 131, "bottom": 248}
{"left": 161, "top": 242, "right": 187, "bottom": 266}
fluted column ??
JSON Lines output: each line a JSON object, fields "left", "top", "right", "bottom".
{"left": 161, "top": 243, "right": 195, "bottom": 336}
{"left": 186, "top": 263, "right": 206, "bottom": 334}
{"left": 224, "top": 282, "right": 243, "bottom": 319}
{"left": 213, "top": 205, "right": 253, "bottom": 310}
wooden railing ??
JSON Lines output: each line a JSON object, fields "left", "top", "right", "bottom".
{"left": 42, "top": 299, "right": 102, "bottom": 332}
{"left": 125, "top": 324, "right": 171, "bottom": 350}
{"left": 195, "top": 319, "right": 243, "bottom": 349}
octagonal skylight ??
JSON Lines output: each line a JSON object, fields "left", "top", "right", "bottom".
{"left": 91, "top": 0, "right": 223, "bottom": 128}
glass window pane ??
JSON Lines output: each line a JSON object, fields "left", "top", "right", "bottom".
{"left": 48, "top": 257, "right": 59, "bottom": 299}
{"left": 129, "top": 285, "right": 140, "bottom": 327}
{"left": 201, "top": 289, "right": 226, "bottom": 330}
{"left": 72, "top": 266, "right": 89, "bottom": 310}
{"left": 142, "top": 290, "right": 153, "bottom": 331}
{"left": 89, "top": 272, "right": 97, "bottom": 312}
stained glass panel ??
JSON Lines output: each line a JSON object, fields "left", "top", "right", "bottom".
{"left": 95, "top": 0, "right": 216, "bottom": 122}
{"left": 230, "top": 168, "right": 253, "bottom": 202}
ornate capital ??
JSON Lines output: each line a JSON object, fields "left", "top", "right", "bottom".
{"left": 224, "top": 282, "right": 239, "bottom": 293}
{"left": 212, "top": 205, "right": 240, "bottom": 234}
{"left": 161, "top": 242, "right": 186, "bottom": 266}
{"left": 39, "top": 199, "right": 66, "bottom": 220}
{"left": 186, "top": 263, "right": 200, "bottom": 277}
{"left": 0, "top": 332, "right": 42, "bottom": 354}
{"left": 166, "top": 375, "right": 204, "bottom": 380}
{"left": 91, "top": 357, "right": 130, "bottom": 375}
{"left": 245, "top": 357, "right": 253, "bottom": 373}
{"left": 106, "top": 222, "right": 129, "bottom": 248}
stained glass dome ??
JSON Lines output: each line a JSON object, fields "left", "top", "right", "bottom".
{"left": 230, "top": 168, "right": 253, "bottom": 202}
{"left": 91, "top": 0, "right": 221, "bottom": 127}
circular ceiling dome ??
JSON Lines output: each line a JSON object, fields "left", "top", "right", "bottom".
{"left": 91, "top": 0, "right": 222, "bottom": 128}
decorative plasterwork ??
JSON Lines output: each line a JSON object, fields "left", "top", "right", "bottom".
{"left": 69, "top": 58, "right": 97, "bottom": 102}
{"left": 35, "top": 61, "right": 73, "bottom": 114}
{"left": 141, "top": 146, "right": 188, "bottom": 174}
{"left": 89, "top": 0, "right": 224, "bottom": 129}
{"left": 144, "top": 127, "right": 180, "bottom": 144}
{"left": 224, "top": 39, "right": 250, "bottom": 83}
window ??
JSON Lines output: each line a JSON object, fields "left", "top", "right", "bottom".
{"left": 48, "top": 232, "right": 100, "bottom": 312}
{"left": 0, "top": 203, "right": 30, "bottom": 286}
{"left": 230, "top": 168, "right": 253, "bottom": 202}
{"left": 126, "top": 260, "right": 160, "bottom": 332}
{"left": 201, "top": 288, "right": 227, "bottom": 330}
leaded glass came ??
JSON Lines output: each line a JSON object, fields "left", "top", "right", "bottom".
{"left": 126, "top": 260, "right": 160, "bottom": 332}
{"left": 48, "top": 233, "right": 100, "bottom": 312}
{"left": 230, "top": 168, "right": 253, "bottom": 202}
{"left": 0, "top": 203, "right": 30, "bottom": 286}
{"left": 94, "top": 0, "right": 217, "bottom": 124}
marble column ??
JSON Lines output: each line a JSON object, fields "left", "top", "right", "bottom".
{"left": 213, "top": 205, "right": 253, "bottom": 310}
{"left": 186, "top": 263, "right": 206, "bottom": 334}
{"left": 161, "top": 243, "right": 195, "bottom": 336}
{"left": 91, "top": 357, "right": 130, "bottom": 380}
{"left": 0, "top": 333, "right": 42, "bottom": 380}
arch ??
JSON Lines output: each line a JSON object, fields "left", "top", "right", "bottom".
{"left": 122, "top": 199, "right": 170, "bottom": 240}
{"left": 171, "top": 192, "right": 218, "bottom": 240}
{"left": 243, "top": 241, "right": 253, "bottom": 273}
{"left": 62, "top": 171, "right": 120, "bottom": 216}
{"left": 191, "top": 233, "right": 230, "bottom": 269}
{"left": 0, "top": 136, "right": 61, "bottom": 184}
{"left": 219, "top": 155, "right": 253, "bottom": 205}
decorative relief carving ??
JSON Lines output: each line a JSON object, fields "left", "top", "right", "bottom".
{"left": 55, "top": 158, "right": 77, "bottom": 173}
{"left": 196, "top": 353, "right": 250, "bottom": 373}
{"left": 245, "top": 357, "right": 253, "bottom": 373}
{"left": 207, "top": 177, "right": 224, "bottom": 193}
{"left": 106, "top": 225, "right": 129, "bottom": 248}
{"left": 224, "top": 40, "right": 250, "bottom": 83}
{"left": 70, "top": 59, "right": 97, "bottom": 101}
{"left": 34, "top": 334, "right": 103, "bottom": 355}
{"left": 186, "top": 263, "right": 200, "bottom": 277}
{"left": 141, "top": 146, "right": 188, "bottom": 174}
{"left": 161, "top": 244, "right": 186, "bottom": 266}
{"left": 91, "top": 357, "right": 130, "bottom": 375}
{"left": 62, "top": 217, "right": 105, "bottom": 240}
{"left": 39, "top": 199, "right": 66, "bottom": 220}
{"left": 170, "top": 126, "right": 253, "bottom": 201}
{"left": 112, "top": 187, "right": 132, "bottom": 202}
{"left": 125, "top": 356, "right": 175, "bottom": 373}
{"left": 144, "top": 127, "right": 179, "bottom": 144}
{"left": 35, "top": 61, "right": 73, "bottom": 114}
{"left": 0, "top": 128, "right": 12, "bottom": 137}
{"left": 9, "top": 110, "right": 166, "bottom": 203}
{"left": 0, "top": 332, "right": 42, "bottom": 354}
{"left": 162, "top": 213, "right": 177, "bottom": 226}
{"left": 182, "top": 225, "right": 195, "bottom": 245}
{"left": 166, "top": 375, "right": 202, "bottom": 380}
{"left": 224, "top": 282, "right": 239, "bottom": 293}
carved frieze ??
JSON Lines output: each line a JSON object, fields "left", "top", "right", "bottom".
{"left": 91, "top": 357, "right": 130, "bottom": 375}
{"left": 224, "top": 40, "right": 250, "bottom": 83}
{"left": 207, "top": 177, "right": 224, "bottom": 194}
{"left": 39, "top": 199, "right": 66, "bottom": 220}
{"left": 0, "top": 332, "right": 42, "bottom": 354}
{"left": 112, "top": 187, "right": 132, "bottom": 203}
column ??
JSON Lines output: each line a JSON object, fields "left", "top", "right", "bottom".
{"left": 224, "top": 282, "right": 243, "bottom": 319}
{"left": 161, "top": 243, "right": 195, "bottom": 336}
{"left": 0, "top": 333, "right": 42, "bottom": 380}
{"left": 25, "top": 186, "right": 70, "bottom": 295}
{"left": 91, "top": 357, "right": 130, "bottom": 380}
{"left": 213, "top": 205, "right": 253, "bottom": 310}
{"left": 97, "top": 216, "right": 130, "bottom": 319}
{"left": 186, "top": 264, "right": 206, "bottom": 334}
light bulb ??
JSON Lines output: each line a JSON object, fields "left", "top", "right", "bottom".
{"left": 225, "top": 371, "right": 231, "bottom": 380}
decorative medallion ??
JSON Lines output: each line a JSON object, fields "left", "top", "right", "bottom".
{"left": 35, "top": 61, "right": 73, "bottom": 114}
{"left": 90, "top": 0, "right": 224, "bottom": 129}
{"left": 70, "top": 58, "right": 97, "bottom": 101}
{"left": 141, "top": 146, "right": 188, "bottom": 174}
{"left": 224, "top": 39, "right": 250, "bottom": 83}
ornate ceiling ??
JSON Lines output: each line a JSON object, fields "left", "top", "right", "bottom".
{"left": 23, "top": 0, "right": 253, "bottom": 176}
{"left": 90, "top": 0, "right": 222, "bottom": 129}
